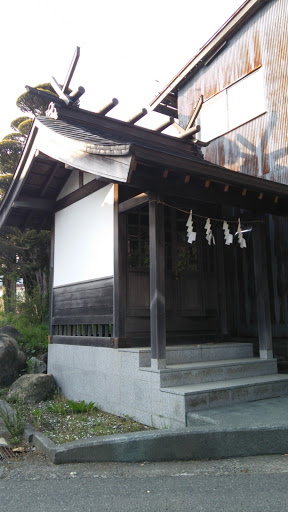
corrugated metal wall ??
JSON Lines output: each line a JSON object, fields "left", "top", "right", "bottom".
{"left": 179, "top": 0, "right": 288, "bottom": 183}
{"left": 178, "top": 0, "right": 288, "bottom": 338}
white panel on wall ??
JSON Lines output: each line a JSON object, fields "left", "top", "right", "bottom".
{"left": 57, "top": 170, "right": 97, "bottom": 200}
{"left": 198, "top": 90, "right": 227, "bottom": 142}
{"left": 57, "top": 169, "right": 79, "bottom": 200}
{"left": 227, "top": 67, "right": 265, "bottom": 130}
{"left": 83, "top": 173, "right": 97, "bottom": 185}
{"left": 54, "top": 184, "right": 114, "bottom": 286}
{"left": 198, "top": 67, "right": 266, "bottom": 142}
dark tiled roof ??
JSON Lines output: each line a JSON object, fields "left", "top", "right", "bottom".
{"left": 37, "top": 116, "right": 131, "bottom": 156}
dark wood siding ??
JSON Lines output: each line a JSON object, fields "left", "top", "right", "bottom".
{"left": 52, "top": 276, "right": 113, "bottom": 328}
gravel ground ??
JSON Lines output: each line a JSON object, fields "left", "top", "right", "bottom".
{"left": 0, "top": 393, "right": 152, "bottom": 445}
{"left": 26, "top": 398, "right": 152, "bottom": 444}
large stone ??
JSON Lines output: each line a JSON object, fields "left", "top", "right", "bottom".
{"left": 27, "top": 357, "right": 47, "bottom": 374}
{"left": 7, "top": 374, "right": 56, "bottom": 403}
{"left": 0, "top": 334, "right": 26, "bottom": 386}
{"left": 0, "top": 325, "right": 23, "bottom": 343}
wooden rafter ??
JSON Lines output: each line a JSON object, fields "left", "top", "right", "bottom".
{"left": 119, "top": 193, "right": 149, "bottom": 214}
{"left": 186, "top": 95, "right": 204, "bottom": 131}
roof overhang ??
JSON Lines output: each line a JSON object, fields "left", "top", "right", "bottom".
{"left": 1, "top": 100, "right": 288, "bottom": 231}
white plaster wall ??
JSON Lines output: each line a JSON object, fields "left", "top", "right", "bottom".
{"left": 48, "top": 344, "right": 186, "bottom": 429}
{"left": 54, "top": 184, "right": 114, "bottom": 287}
{"left": 57, "top": 169, "right": 79, "bottom": 200}
{"left": 83, "top": 173, "right": 96, "bottom": 186}
{"left": 57, "top": 170, "right": 96, "bottom": 200}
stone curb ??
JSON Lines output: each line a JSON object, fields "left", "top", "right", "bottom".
{"left": 3, "top": 399, "right": 288, "bottom": 464}
{"left": 23, "top": 423, "right": 288, "bottom": 464}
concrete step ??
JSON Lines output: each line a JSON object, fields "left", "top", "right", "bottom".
{"left": 159, "top": 358, "right": 278, "bottom": 387}
{"left": 139, "top": 343, "right": 254, "bottom": 367}
{"left": 161, "top": 374, "right": 288, "bottom": 415}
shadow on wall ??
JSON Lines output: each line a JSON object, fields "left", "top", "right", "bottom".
{"left": 204, "top": 112, "right": 288, "bottom": 183}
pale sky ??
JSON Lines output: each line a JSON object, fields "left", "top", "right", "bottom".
{"left": 0, "top": 0, "right": 244, "bottom": 139}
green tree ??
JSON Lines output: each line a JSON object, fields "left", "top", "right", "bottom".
{"left": 0, "top": 82, "right": 54, "bottom": 313}
{"left": 17, "top": 118, "right": 33, "bottom": 136}
{"left": 16, "top": 82, "right": 57, "bottom": 116}
{"left": 0, "top": 138, "right": 23, "bottom": 174}
{"left": 10, "top": 116, "right": 30, "bottom": 132}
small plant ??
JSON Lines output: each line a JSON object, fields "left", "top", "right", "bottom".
{"left": 46, "top": 401, "right": 66, "bottom": 415}
{"left": 31, "top": 408, "right": 44, "bottom": 429}
{"left": 0, "top": 387, "right": 9, "bottom": 399}
{"left": 0, "top": 400, "right": 26, "bottom": 445}
{"left": 67, "top": 400, "right": 96, "bottom": 414}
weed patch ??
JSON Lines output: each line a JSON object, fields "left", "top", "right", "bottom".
{"left": 1, "top": 389, "right": 153, "bottom": 445}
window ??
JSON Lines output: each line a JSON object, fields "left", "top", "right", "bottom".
{"left": 198, "top": 67, "right": 266, "bottom": 142}
{"left": 128, "top": 209, "right": 149, "bottom": 269}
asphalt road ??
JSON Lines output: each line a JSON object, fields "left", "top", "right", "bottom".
{"left": 1, "top": 452, "right": 288, "bottom": 511}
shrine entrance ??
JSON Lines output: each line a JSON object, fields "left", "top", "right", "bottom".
{"left": 125, "top": 203, "right": 219, "bottom": 345}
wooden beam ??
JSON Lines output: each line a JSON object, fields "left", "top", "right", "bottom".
{"left": 119, "top": 193, "right": 149, "bottom": 213}
{"left": 216, "top": 225, "right": 229, "bottom": 336}
{"left": 173, "top": 123, "right": 185, "bottom": 134}
{"left": 49, "top": 218, "right": 55, "bottom": 337}
{"left": 128, "top": 108, "right": 148, "bottom": 124}
{"left": 97, "top": 98, "right": 119, "bottom": 115}
{"left": 113, "top": 184, "right": 127, "bottom": 345}
{"left": 186, "top": 95, "right": 204, "bottom": 131}
{"left": 149, "top": 199, "right": 166, "bottom": 369}
{"left": 12, "top": 197, "right": 55, "bottom": 212}
{"left": 155, "top": 103, "right": 178, "bottom": 118}
{"left": 55, "top": 178, "right": 107, "bottom": 212}
{"left": 252, "top": 220, "right": 273, "bottom": 359}
{"left": 131, "top": 169, "right": 285, "bottom": 215}
{"left": 178, "top": 125, "right": 200, "bottom": 139}
{"left": 51, "top": 336, "right": 116, "bottom": 348}
{"left": 130, "top": 145, "right": 288, "bottom": 201}
{"left": 155, "top": 116, "right": 174, "bottom": 133}
{"left": 68, "top": 86, "right": 85, "bottom": 104}
{"left": 131, "top": 158, "right": 137, "bottom": 172}
{"left": 40, "top": 161, "right": 60, "bottom": 197}
{"left": 62, "top": 46, "right": 80, "bottom": 94}
{"left": 51, "top": 76, "right": 70, "bottom": 105}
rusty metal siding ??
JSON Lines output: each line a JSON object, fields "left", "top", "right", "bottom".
{"left": 178, "top": 0, "right": 288, "bottom": 184}
{"left": 177, "top": 0, "right": 288, "bottom": 337}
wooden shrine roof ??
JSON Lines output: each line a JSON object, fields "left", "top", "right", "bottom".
{"left": 1, "top": 99, "right": 288, "bottom": 231}
{"left": 37, "top": 116, "right": 131, "bottom": 157}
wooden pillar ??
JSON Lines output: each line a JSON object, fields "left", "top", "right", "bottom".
{"left": 113, "top": 184, "right": 127, "bottom": 347}
{"left": 48, "top": 216, "right": 55, "bottom": 340}
{"left": 216, "top": 227, "right": 229, "bottom": 336}
{"left": 149, "top": 199, "right": 166, "bottom": 369}
{"left": 252, "top": 220, "right": 273, "bottom": 359}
